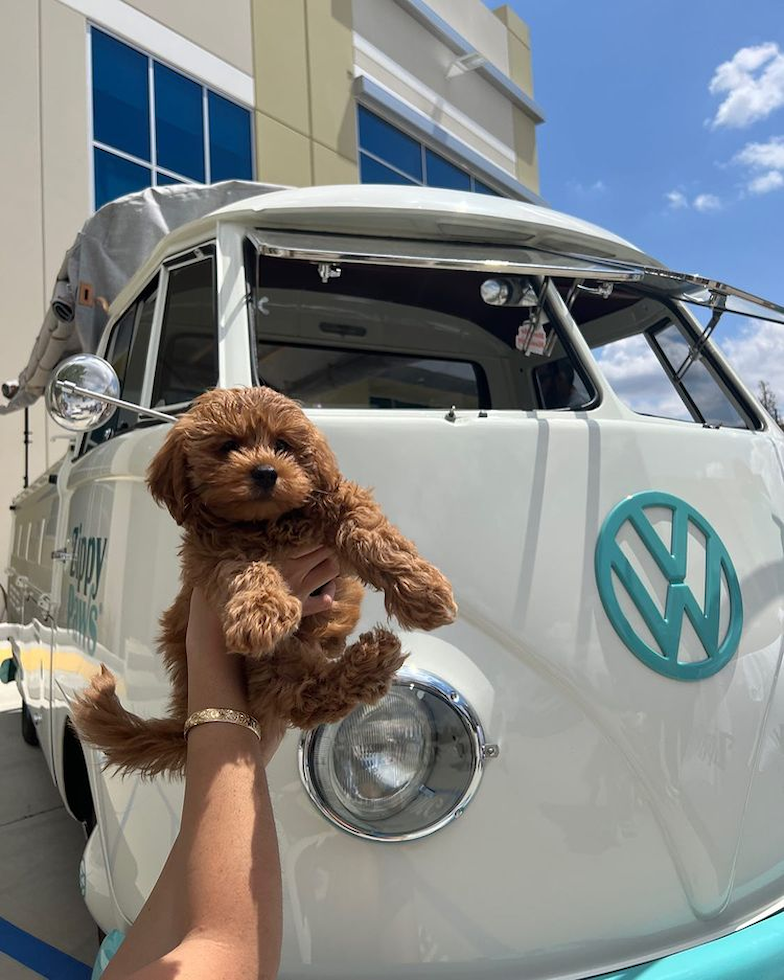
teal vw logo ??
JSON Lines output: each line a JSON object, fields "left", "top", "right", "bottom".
{"left": 595, "top": 491, "right": 743, "bottom": 680}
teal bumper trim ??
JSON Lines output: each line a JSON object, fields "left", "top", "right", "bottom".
{"left": 592, "top": 910, "right": 784, "bottom": 980}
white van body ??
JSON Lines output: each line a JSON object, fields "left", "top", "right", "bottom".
{"left": 5, "top": 184, "right": 784, "bottom": 979}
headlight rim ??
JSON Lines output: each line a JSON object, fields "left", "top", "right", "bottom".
{"left": 298, "top": 665, "right": 487, "bottom": 843}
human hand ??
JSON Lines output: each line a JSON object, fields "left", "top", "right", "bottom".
{"left": 278, "top": 545, "right": 340, "bottom": 616}
{"left": 186, "top": 587, "right": 286, "bottom": 763}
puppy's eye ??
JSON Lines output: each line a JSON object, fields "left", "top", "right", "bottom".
{"left": 220, "top": 439, "right": 240, "bottom": 454}
{"left": 274, "top": 439, "right": 292, "bottom": 454}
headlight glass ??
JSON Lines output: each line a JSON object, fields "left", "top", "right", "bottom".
{"left": 300, "top": 669, "right": 485, "bottom": 841}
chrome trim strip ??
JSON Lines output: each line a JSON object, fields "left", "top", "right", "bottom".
{"left": 298, "top": 665, "right": 489, "bottom": 843}
{"left": 250, "top": 231, "right": 644, "bottom": 282}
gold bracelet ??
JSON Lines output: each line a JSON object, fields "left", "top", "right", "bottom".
{"left": 184, "top": 708, "right": 261, "bottom": 741}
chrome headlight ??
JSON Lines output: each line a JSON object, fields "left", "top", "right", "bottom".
{"left": 299, "top": 668, "right": 486, "bottom": 841}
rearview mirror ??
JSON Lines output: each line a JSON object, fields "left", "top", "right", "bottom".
{"left": 45, "top": 353, "right": 177, "bottom": 432}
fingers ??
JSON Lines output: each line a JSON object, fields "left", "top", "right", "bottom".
{"left": 301, "top": 579, "right": 336, "bottom": 617}
{"left": 288, "top": 543, "right": 334, "bottom": 562}
{"left": 301, "top": 555, "right": 340, "bottom": 597}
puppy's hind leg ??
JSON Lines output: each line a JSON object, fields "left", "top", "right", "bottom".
{"left": 262, "top": 628, "right": 406, "bottom": 730}
{"left": 72, "top": 665, "right": 186, "bottom": 778}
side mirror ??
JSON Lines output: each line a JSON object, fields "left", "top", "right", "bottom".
{"left": 45, "top": 355, "right": 121, "bottom": 432}
{"left": 45, "top": 353, "right": 177, "bottom": 432}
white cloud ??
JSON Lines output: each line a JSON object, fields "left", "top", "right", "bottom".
{"left": 567, "top": 178, "right": 607, "bottom": 195}
{"left": 748, "top": 170, "right": 784, "bottom": 194}
{"left": 665, "top": 189, "right": 688, "bottom": 209}
{"left": 709, "top": 42, "right": 784, "bottom": 128}
{"left": 594, "top": 336, "right": 692, "bottom": 419}
{"left": 732, "top": 137, "right": 784, "bottom": 194}
{"left": 735, "top": 135, "right": 784, "bottom": 169}
{"left": 693, "top": 193, "right": 722, "bottom": 211}
{"left": 717, "top": 319, "right": 784, "bottom": 408}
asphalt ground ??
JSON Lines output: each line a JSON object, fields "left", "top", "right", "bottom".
{"left": 0, "top": 679, "right": 98, "bottom": 978}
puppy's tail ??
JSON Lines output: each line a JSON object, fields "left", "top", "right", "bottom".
{"left": 71, "top": 665, "right": 186, "bottom": 778}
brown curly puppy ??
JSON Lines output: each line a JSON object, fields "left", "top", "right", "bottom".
{"left": 72, "top": 387, "right": 457, "bottom": 777}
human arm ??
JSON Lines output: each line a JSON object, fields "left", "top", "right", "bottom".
{"left": 101, "top": 546, "right": 339, "bottom": 980}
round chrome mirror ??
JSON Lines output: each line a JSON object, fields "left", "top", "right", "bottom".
{"left": 45, "top": 354, "right": 120, "bottom": 432}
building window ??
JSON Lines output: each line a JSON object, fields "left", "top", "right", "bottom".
{"left": 90, "top": 28, "right": 253, "bottom": 210}
{"left": 357, "top": 106, "right": 500, "bottom": 196}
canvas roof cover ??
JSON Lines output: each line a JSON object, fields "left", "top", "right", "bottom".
{"left": 0, "top": 180, "right": 282, "bottom": 414}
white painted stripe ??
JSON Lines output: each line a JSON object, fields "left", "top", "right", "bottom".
{"left": 353, "top": 33, "right": 516, "bottom": 169}
{"left": 54, "top": 0, "right": 254, "bottom": 105}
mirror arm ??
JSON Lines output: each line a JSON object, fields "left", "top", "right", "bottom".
{"left": 54, "top": 380, "right": 177, "bottom": 423}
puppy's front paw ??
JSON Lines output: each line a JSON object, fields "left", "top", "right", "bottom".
{"left": 224, "top": 594, "right": 302, "bottom": 656}
{"left": 385, "top": 566, "right": 457, "bottom": 631}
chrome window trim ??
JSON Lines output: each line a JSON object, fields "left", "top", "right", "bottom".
{"left": 298, "top": 665, "right": 488, "bottom": 843}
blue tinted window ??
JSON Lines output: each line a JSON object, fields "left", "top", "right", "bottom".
{"left": 156, "top": 172, "right": 185, "bottom": 186}
{"left": 154, "top": 63, "right": 205, "bottom": 181}
{"left": 94, "top": 148, "right": 151, "bottom": 209}
{"left": 92, "top": 30, "right": 150, "bottom": 160}
{"left": 358, "top": 106, "right": 422, "bottom": 181}
{"left": 359, "top": 153, "right": 417, "bottom": 186}
{"left": 425, "top": 149, "right": 471, "bottom": 190}
{"left": 208, "top": 92, "right": 252, "bottom": 182}
{"left": 474, "top": 180, "right": 500, "bottom": 196}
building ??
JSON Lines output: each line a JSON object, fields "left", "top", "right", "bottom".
{"left": 0, "top": 0, "right": 543, "bottom": 568}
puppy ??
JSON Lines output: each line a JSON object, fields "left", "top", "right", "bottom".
{"left": 72, "top": 387, "right": 457, "bottom": 776}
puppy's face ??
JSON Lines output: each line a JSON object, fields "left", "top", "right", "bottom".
{"left": 147, "top": 388, "right": 340, "bottom": 526}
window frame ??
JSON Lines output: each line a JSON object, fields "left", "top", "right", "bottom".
{"left": 76, "top": 269, "right": 163, "bottom": 458}
{"left": 87, "top": 25, "right": 254, "bottom": 211}
{"left": 576, "top": 289, "right": 762, "bottom": 432}
{"left": 647, "top": 304, "right": 761, "bottom": 431}
{"left": 147, "top": 244, "right": 219, "bottom": 413}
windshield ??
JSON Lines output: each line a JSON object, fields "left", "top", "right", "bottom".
{"left": 252, "top": 255, "right": 595, "bottom": 412}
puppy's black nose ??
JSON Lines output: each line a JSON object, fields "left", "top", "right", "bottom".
{"left": 251, "top": 465, "right": 278, "bottom": 490}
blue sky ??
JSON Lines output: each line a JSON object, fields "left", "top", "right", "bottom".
{"left": 491, "top": 0, "right": 784, "bottom": 405}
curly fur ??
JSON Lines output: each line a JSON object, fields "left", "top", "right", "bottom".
{"left": 71, "top": 387, "right": 457, "bottom": 776}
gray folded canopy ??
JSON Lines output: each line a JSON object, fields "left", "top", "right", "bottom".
{"left": 1, "top": 180, "right": 283, "bottom": 414}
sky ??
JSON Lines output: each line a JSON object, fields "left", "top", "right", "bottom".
{"left": 491, "top": 0, "right": 784, "bottom": 410}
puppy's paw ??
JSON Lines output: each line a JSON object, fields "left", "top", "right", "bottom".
{"left": 385, "top": 566, "right": 457, "bottom": 631}
{"left": 224, "top": 594, "right": 303, "bottom": 656}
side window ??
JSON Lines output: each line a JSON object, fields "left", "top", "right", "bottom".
{"left": 151, "top": 252, "right": 217, "bottom": 408}
{"left": 81, "top": 277, "right": 158, "bottom": 451}
{"left": 573, "top": 284, "right": 752, "bottom": 428}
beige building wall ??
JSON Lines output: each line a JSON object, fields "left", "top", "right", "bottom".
{"left": 251, "top": 0, "right": 359, "bottom": 188}
{"left": 0, "top": 0, "right": 92, "bottom": 573}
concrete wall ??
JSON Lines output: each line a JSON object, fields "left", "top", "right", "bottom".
{"left": 125, "top": 0, "right": 254, "bottom": 73}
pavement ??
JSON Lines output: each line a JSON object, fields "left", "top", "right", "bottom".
{"left": 0, "top": 680, "right": 98, "bottom": 978}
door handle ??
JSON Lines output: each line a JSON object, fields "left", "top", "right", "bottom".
{"left": 51, "top": 549, "right": 73, "bottom": 563}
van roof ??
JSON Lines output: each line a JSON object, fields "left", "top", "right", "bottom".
{"left": 112, "top": 182, "right": 662, "bottom": 320}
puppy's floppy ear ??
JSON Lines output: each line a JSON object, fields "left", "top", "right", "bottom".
{"left": 147, "top": 423, "right": 191, "bottom": 525}
{"left": 310, "top": 426, "right": 341, "bottom": 490}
